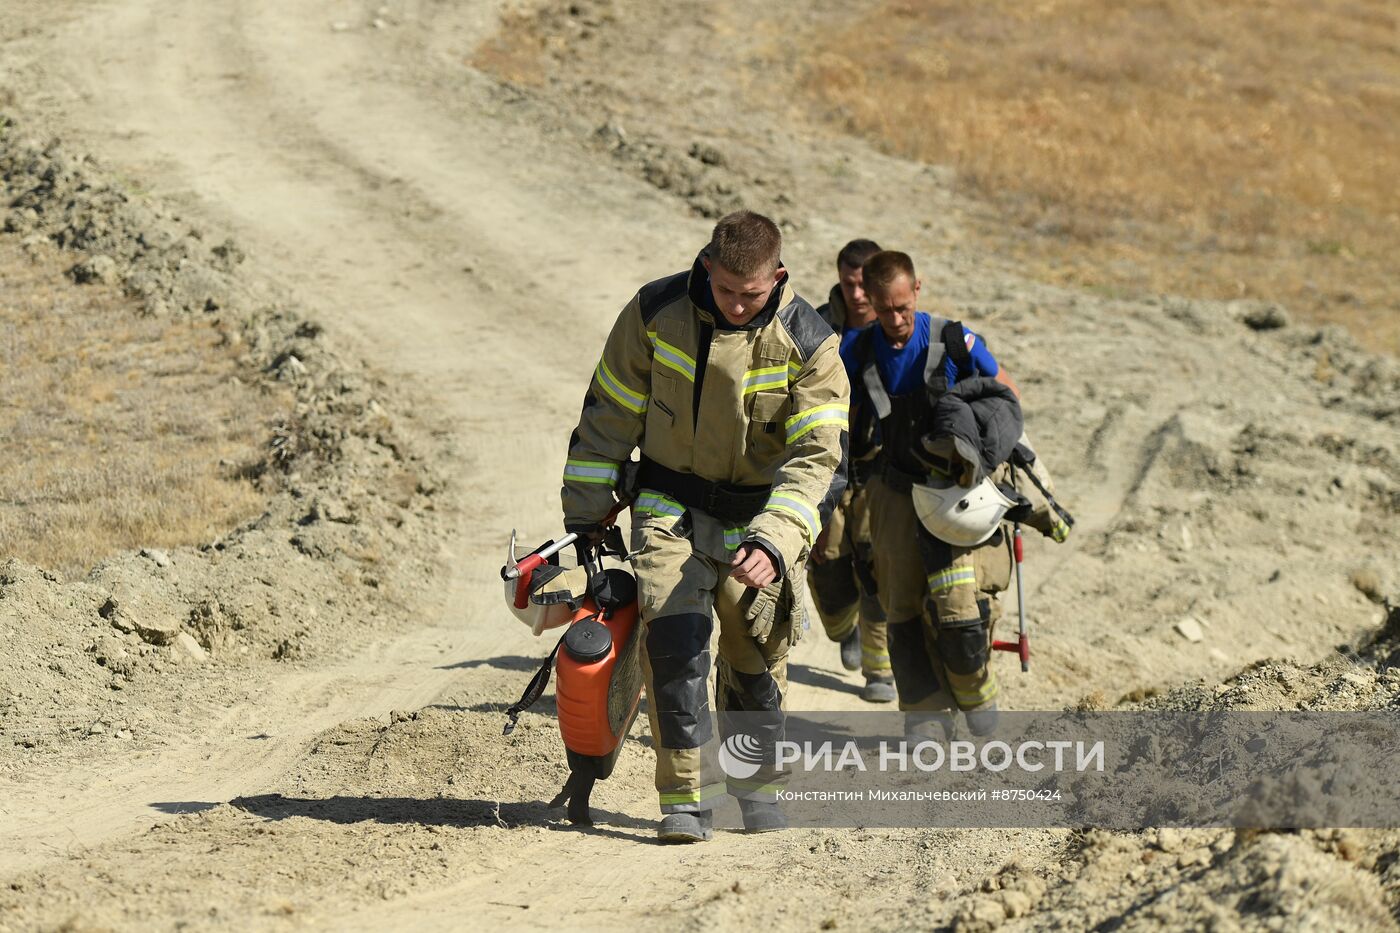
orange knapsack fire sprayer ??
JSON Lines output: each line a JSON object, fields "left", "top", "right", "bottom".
{"left": 500, "top": 522, "right": 642, "bottom": 824}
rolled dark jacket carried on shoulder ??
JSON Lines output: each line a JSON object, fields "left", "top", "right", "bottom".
{"left": 917, "top": 376, "right": 1024, "bottom": 487}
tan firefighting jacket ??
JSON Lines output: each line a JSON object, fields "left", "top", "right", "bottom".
{"left": 815, "top": 284, "right": 846, "bottom": 334}
{"left": 992, "top": 445, "right": 1069, "bottom": 542}
{"left": 562, "top": 253, "right": 850, "bottom": 575}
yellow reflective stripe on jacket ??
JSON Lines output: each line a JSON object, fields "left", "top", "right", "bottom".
{"left": 764, "top": 492, "right": 818, "bottom": 544}
{"left": 742, "top": 365, "right": 787, "bottom": 395}
{"left": 594, "top": 358, "right": 647, "bottom": 414}
{"left": 635, "top": 489, "right": 686, "bottom": 519}
{"left": 927, "top": 566, "right": 977, "bottom": 594}
{"left": 787, "top": 360, "right": 802, "bottom": 382}
{"left": 563, "top": 458, "right": 619, "bottom": 487}
{"left": 784, "top": 402, "right": 849, "bottom": 443}
{"left": 650, "top": 335, "right": 697, "bottom": 382}
{"left": 724, "top": 527, "right": 746, "bottom": 551}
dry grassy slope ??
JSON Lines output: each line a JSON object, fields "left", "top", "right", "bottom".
{"left": 0, "top": 237, "right": 272, "bottom": 578}
{"left": 792, "top": 0, "right": 1400, "bottom": 355}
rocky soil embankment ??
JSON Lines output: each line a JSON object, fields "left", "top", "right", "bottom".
{"left": 0, "top": 113, "right": 454, "bottom": 768}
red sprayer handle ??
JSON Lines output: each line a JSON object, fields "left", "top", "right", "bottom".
{"left": 507, "top": 493, "right": 635, "bottom": 608}
{"left": 991, "top": 525, "right": 1030, "bottom": 672}
{"left": 508, "top": 533, "right": 580, "bottom": 608}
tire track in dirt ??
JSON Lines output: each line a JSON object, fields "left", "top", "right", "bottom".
{"left": 0, "top": 609, "right": 467, "bottom": 876}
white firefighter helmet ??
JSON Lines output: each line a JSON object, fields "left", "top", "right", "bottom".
{"left": 503, "top": 531, "right": 588, "bottom": 636}
{"left": 910, "top": 476, "right": 1015, "bottom": 547}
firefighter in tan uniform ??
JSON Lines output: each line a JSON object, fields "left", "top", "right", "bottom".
{"left": 847, "top": 251, "right": 1069, "bottom": 739}
{"left": 562, "top": 211, "right": 849, "bottom": 842}
{"left": 809, "top": 239, "right": 895, "bottom": 702}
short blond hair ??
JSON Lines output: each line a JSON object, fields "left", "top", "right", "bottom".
{"left": 708, "top": 210, "right": 782, "bottom": 277}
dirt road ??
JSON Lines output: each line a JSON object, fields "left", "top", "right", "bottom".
{"left": 2, "top": 0, "right": 1397, "bottom": 929}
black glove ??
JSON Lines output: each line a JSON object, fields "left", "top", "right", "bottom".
{"left": 565, "top": 523, "right": 605, "bottom": 544}
{"left": 564, "top": 524, "right": 604, "bottom": 576}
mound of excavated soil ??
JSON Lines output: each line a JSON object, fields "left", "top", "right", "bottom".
{"left": 987, "top": 605, "right": 1400, "bottom": 932}
{"left": 0, "top": 116, "right": 454, "bottom": 767}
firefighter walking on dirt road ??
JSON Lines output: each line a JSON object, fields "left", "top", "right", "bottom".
{"left": 846, "top": 251, "right": 1069, "bottom": 740}
{"left": 561, "top": 211, "right": 850, "bottom": 842}
{"left": 809, "top": 238, "right": 895, "bottom": 703}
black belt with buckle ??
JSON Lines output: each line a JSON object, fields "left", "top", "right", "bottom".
{"left": 636, "top": 456, "right": 770, "bottom": 524}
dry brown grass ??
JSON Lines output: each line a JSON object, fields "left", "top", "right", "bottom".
{"left": 0, "top": 239, "right": 286, "bottom": 579}
{"left": 473, "top": 5, "right": 589, "bottom": 86}
{"left": 800, "top": 0, "right": 1400, "bottom": 352}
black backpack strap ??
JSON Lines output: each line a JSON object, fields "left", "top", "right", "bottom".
{"left": 941, "top": 320, "right": 974, "bottom": 382}
{"left": 1015, "top": 461, "right": 1077, "bottom": 530}
{"left": 502, "top": 634, "right": 566, "bottom": 736}
{"left": 855, "top": 327, "right": 891, "bottom": 420}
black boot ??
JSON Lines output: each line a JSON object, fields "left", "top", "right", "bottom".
{"left": 658, "top": 809, "right": 713, "bottom": 843}
{"left": 839, "top": 627, "right": 861, "bottom": 671}
{"left": 738, "top": 799, "right": 788, "bottom": 833}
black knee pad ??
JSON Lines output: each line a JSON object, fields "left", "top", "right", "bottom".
{"left": 646, "top": 613, "right": 714, "bottom": 749}
{"left": 646, "top": 612, "right": 712, "bottom": 659}
{"left": 887, "top": 616, "right": 940, "bottom": 704}
{"left": 936, "top": 620, "right": 989, "bottom": 676}
{"left": 808, "top": 554, "right": 859, "bottom": 616}
{"left": 727, "top": 667, "right": 782, "bottom": 712}
{"left": 718, "top": 669, "right": 785, "bottom": 756}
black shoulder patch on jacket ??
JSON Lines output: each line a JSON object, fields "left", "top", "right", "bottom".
{"left": 777, "top": 297, "right": 832, "bottom": 361}
{"left": 637, "top": 271, "right": 689, "bottom": 325}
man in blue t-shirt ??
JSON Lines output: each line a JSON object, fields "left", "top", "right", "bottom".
{"left": 839, "top": 279, "right": 1015, "bottom": 399}
{"left": 844, "top": 250, "right": 1022, "bottom": 740}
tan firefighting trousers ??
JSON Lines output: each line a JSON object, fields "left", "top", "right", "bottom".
{"left": 866, "top": 473, "right": 1012, "bottom": 713}
{"left": 807, "top": 484, "right": 890, "bottom": 678}
{"left": 630, "top": 496, "right": 802, "bottom": 813}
